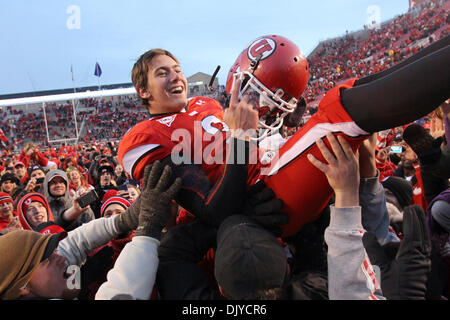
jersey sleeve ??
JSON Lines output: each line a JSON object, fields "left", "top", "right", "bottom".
{"left": 117, "top": 120, "right": 173, "bottom": 180}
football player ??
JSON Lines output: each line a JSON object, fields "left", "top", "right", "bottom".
{"left": 119, "top": 35, "right": 449, "bottom": 236}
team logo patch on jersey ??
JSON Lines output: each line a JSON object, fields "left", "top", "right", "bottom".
{"left": 201, "top": 115, "right": 229, "bottom": 135}
{"left": 157, "top": 115, "right": 177, "bottom": 127}
{"left": 247, "top": 37, "right": 277, "bottom": 61}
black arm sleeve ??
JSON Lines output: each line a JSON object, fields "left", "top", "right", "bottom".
{"left": 341, "top": 36, "right": 450, "bottom": 133}
{"left": 161, "top": 137, "right": 250, "bottom": 227}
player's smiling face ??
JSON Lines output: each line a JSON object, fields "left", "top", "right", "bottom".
{"left": 143, "top": 54, "right": 188, "bottom": 114}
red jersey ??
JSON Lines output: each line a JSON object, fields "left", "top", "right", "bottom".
{"left": 118, "top": 97, "right": 262, "bottom": 186}
{"left": 262, "top": 78, "right": 369, "bottom": 236}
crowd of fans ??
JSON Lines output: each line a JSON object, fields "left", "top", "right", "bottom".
{"left": 304, "top": 0, "right": 449, "bottom": 108}
{"left": 0, "top": 98, "right": 448, "bottom": 300}
{"left": 0, "top": 0, "right": 448, "bottom": 301}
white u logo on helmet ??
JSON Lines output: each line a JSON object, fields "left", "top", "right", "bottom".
{"left": 247, "top": 37, "right": 276, "bottom": 61}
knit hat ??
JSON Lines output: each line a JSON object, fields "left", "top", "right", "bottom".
{"left": 214, "top": 215, "right": 287, "bottom": 299}
{"left": 0, "top": 173, "right": 20, "bottom": 186}
{"left": 17, "top": 193, "right": 54, "bottom": 231}
{"left": 28, "top": 165, "right": 45, "bottom": 177}
{"left": 381, "top": 176, "right": 413, "bottom": 209}
{"left": 100, "top": 196, "right": 131, "bottom": 217}
{"left": 403, "top": 123, "right": 443, "bottom": 165}
{"left": 98, "top": 163, "right": 114, "bottom": 176}
{"left": 393, "top": 133, "right": 403, "bottom": 142}
{"left": 0, "top": 192, "right": 13, "bottom": 205}
{"left": 0, "top": 230, "right": 66, "bottom": 300}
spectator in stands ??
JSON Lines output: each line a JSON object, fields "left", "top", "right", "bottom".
{"left": 66, "top": 166, "right": 93, "bottom": 198}
{"left": 403, "top": 102, "right": 450, "bottom": 204}
{"left": 114, "top": 164, "right": 127, "bottom": 187}
{"left": 19, "top": 142, "right": 55, "bottom": 170}
{"left": 21, "top": 165, "right": 46, "bottom": 195}
{"left": 126, "top": 184, "right": 140, "bottom": 203}
{"left": 0, "top": 172, "right": 22, "bottom": 201}
{"left": 2, "top": 159, "right": 14, "bottom": 173}
{"left": 393, "top": 143, "right": 428, "bottom": 210}
{"left": 43, "top": 169, "right": 95, "bottom": 232}
{"left": 0, "top": 192, "right": 21, "bottom": 235}
{"left": 13, "top": 161, "right": 28, "bottom": 185}
{"left": 16, "top": 192, "right": 61, "bottom": 233}
{"left": 97, "top": 163, "right": 116, "bottom": 190}
{"left": 85, "top": 162, "right": 119, "bottom": 219}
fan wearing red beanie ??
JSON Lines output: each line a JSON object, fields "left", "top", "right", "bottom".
{"left": 16, "top": 192, "right": 65, "bottom": 235}
{"left": 0, "top": 192, "right": 21, "bottom": 234}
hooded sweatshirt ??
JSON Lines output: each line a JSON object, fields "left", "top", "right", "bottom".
{"left": 43, "top": 169, "right": 95, "bottom": 231}
{"left": 17, "top": 192, "right": 55, "bottom": 231}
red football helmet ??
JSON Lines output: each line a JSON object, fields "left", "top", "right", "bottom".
{"left": 226, "top": 35, "right": 309, "bottom": 139}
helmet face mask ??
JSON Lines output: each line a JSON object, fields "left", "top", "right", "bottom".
{"left": 227, "top": 35, "right": 309, "bottom": 141}
{"left": 237, "top": 71, "right": 297, "bottom": 132}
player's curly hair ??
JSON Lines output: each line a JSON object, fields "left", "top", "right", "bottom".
{"left": 131, "top": 49, "right": 179, "bottom": 108}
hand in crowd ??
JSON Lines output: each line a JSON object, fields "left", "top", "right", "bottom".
{"left": 430, "top": 114, "right": 445, "bottom": 140}
{"left": 437, "top": 98, "right": 450, "bottom": 120}
{"left": 134, "top": 161, "right": 182, "bottom": 239}
{"left": 402, "top": 144, "right": 418, "bottom": 162}
{"left": 377, "top": 146, "right": 391, "bottom": 162}
{"left": 362, "top": 205, "right": 432, "bottom": 299}
{"left": 24, "top": 177, "right": 38, "bottom": 192}
{"left": 307, "top": 132, "right": 360, "bottom": 207}
{"left": 3, "top": 216, "right": 22, "bottom": 234}
{"left": 117, "top": 190, "right": 131, "bottom": 201}
{"left": 24, "top": 145, "right": 36, "bottom": 156}
{"left": 63, "top": 193, "right": 92, "bottom": 222}
{"left": 358, "top": 133, "right": 378, "bottom": 178}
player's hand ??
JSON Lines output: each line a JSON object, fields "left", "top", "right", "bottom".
{"left": 242, "top": 180, "right": 288, "bottom": 237}
{"left": 224, "top": 74, "right": 259, "bottom": 141}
